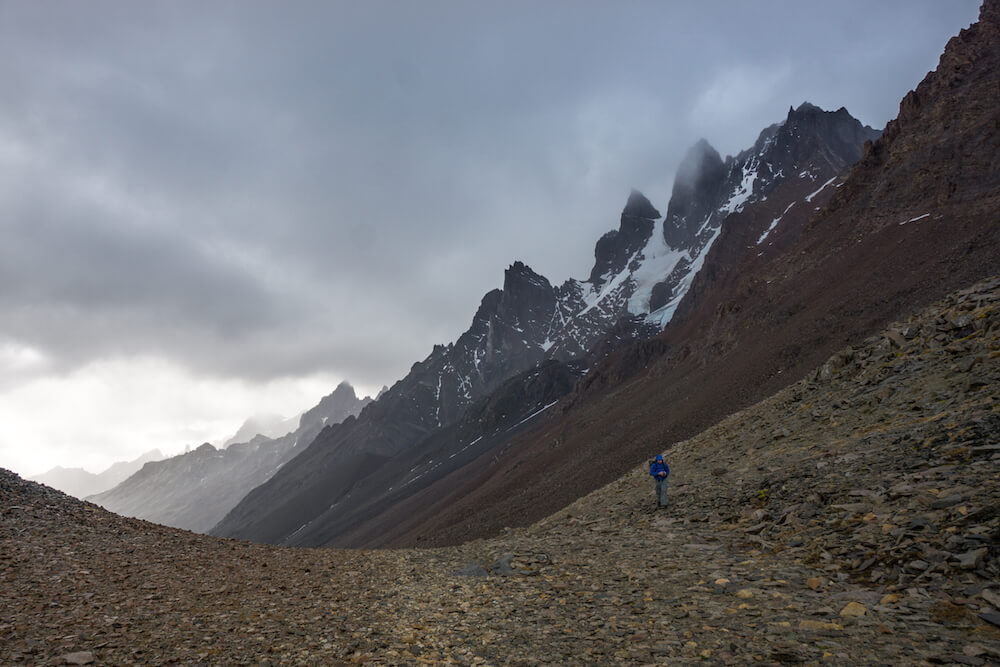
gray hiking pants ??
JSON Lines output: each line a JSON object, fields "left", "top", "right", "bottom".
{"left": 655, "top": 477, "right": 668, "bottom": 507}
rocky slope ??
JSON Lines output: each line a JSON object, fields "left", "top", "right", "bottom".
{"left": 88, "top": 382, "right": 371, "bottom": 533}
{"left": 213, "top": 102, "right": 877, "bottom": 548}
{"left": 3, "top": 278, "right": 999, "bottom": 665}
{"left": 366, "top": 0, "right": 1000, "bottom": 550}
{"left": 28, "top": 450, "right": 162, "bottom": 500}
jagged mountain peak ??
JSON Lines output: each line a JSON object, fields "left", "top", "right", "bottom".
{"left": 767, "top": 102, "right": 882, "bottom": 176}
{"left": 673, "top": 139, "right": 725, "bottom": 190}
{"left": 622, "top": 188, "right": 661, "bottom": 220}
{"left": 502, "top": 262, "right": 554, "bottom": 306}
{"left": 329, "top": 381, "right": 357, "bottom": 398}
{"left": 504, "top": 260, "right": 549, "bottom": 284}
{"left": 789, "top": 100, "right": 821, "bottom": 115}
{"left": 646, "top": 102, "right": 880, "bottom": 319}
{"left": 663, "top": 139, "right": 728, "bottom": 249}
{"left": 587, "top": 190, "right": 659, "bottom": 286}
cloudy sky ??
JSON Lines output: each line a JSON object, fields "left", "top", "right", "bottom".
{"left": 0, "top": 1, "right": 980, "bottom": 478}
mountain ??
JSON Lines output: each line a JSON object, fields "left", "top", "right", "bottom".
{"left": 4, "top": 276, "right": 998, "bottom": 664}
{"left": 648, "top": 102, "right": 881, "bottom": 322}
{"left": 219, "top": 413, "right": 298, "bottom": 449}
{"left": 370, "top": 0, "right": 1000, "bottom": 548}
{"left": 88, "top": 382, "right": 371, "bottom": 533}
{"left": 212, "top": 103, "right": 880, "bottom": 547}
{"left": 29, "top": 449, "right": 162, "bottom": 499}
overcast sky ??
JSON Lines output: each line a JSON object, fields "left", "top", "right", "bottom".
{"left": 0, "top": 1, "right": 981, "bottom": 477}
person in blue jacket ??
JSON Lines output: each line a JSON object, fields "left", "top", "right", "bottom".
{"left": 650, "top": 454, "right": 670, "bottom": 508}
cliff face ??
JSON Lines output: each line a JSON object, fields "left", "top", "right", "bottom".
{"left": 832, "top": 0, "right": 1000, "bottom": 229}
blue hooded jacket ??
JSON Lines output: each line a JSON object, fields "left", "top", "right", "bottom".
{"left": 650, "top": 455, "right": 669, "bottom": 478}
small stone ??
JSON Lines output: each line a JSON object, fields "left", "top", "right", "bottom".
{"left": 488, "top": 553, "right": 515, "bottom": 576}
{"left": 880, "top": 594, "right": 900, "bottom": 605}
{"left": 735, "top": 589, "right": 755, "bottom": 599}
{"left": 455, "top": 563, "right": 489, "bottom": 577}
{"left": 806, "top": 577, "right": 823, "bottom": 591}
{"left": 840, "top": 602, "right": 867, "bottom": 618}
{"left": 980, "top": 589, "right": 1000, "bottom": 608}
{"left": 799, "top": 619, "right": 843, "bottom": 631}
{"left": 714, "top": 578, "right": 730, "bottom": 586}
{"left": 978, "top": 612, "right": 1000, "bottom": 628}
{"left": 957, "top": 548, "right": 988, "bottom": 570}
{"left": 60, "top": 653, "right": 95, "bottom": 666}
{"left": 931, "top": 494, "right": 964, "bottom": 509}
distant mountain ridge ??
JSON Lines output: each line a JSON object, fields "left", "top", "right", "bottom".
{"left": 212, "top": 102, "right": 880, "bottom": 547}
{"left": 29, "top": 449, "right": 162, "bottom": 499}
{"left": 88, "top": 382, "right": 371, "bottom": 533}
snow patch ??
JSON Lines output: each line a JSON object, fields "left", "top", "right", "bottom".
{"left": 578, "top": 252, "right": 638, "bottom": 316}
{"left": 757, "top": 202, "right": 797, "bottom": 245}
{"left": 899, "top": 213, "right": 930, "bottom": 226}
{"left": 720, "top": 158, "right": 759, "bottom": 215}
{"left": 448, "top": 435, "right": 484, "bottom": 460}
{"left": 506, "top": 401, "right": 558, "bottom": 431}
{"left": 626, "top": 219, "right": 687, "bottom": 316}
{"left": 804, "top": 176, "right": 837, "bottom": 203}
{"left": 644, "top": 222, "right": 724, "bottom": 329}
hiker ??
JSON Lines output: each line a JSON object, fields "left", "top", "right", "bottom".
{"left": 649, "top": 454, "right": 670, "bottom": 508}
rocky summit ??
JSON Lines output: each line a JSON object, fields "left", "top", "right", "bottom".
{"left": 2, "top": 278, "right": 999, "bottom": 664}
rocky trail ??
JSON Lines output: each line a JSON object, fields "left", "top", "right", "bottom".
{"left": 3, "top": 278, "right": 1000, "bottom": 665}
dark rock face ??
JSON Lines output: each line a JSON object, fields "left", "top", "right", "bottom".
{"left": 772, "top": 103, "right": 882, "bottom": 175}
{"left": 662, "top": 139, "right": 727, "bottom": 249}
{"left": 274, "top": 359, "right": 588, "bottom": 548}
{"left": 89, "top": 383, "right": 371, "bottom": 533}
{"left": 821, "top": 0, "right": 1000, "bottom": 232}
{"left": 621, "top": 188, "right": 661, "bottom": 220}
{"left": 588, "top": 190, "right": 659, "bottom": 286}
{"left": 300, "top": 381, "right": 373, "bottom": 431}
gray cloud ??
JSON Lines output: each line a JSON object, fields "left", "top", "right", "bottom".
{"left": 0, "top": 0, "right": 981, "bottom": 390}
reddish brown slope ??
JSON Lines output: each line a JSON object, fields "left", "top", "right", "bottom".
{"left": 357, "top": 0, "right": 1000, "bottom": 548}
